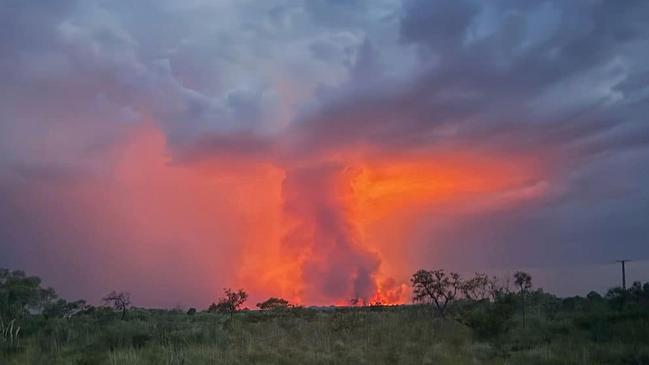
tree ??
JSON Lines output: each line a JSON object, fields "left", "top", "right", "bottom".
{"left": 102, "top": 291, "right": 131, "bottom": 320}
{"left": 605, "top": 286, "right": 627, "bottom": 309}
{"left": 0, "top": 268, "right": 57, "bottom": 321}
{"left": 256, "top": 297, "right": 290, "bottom": 311}
{"left": 464, "top": 293, "right": 517, "bottom": 341}
{"left": 43, "top": 299, "right": 88, "bottom": 319}
{"left": 586, "top": 291, "right": 603, "bottom": 301}
{"left": 608, "top": 281, "right": 649, "bottom": 307}
{"left": 514, "top": 271, "right": 532, "bottom": 327}
{"left": 463, "top": 273, "right": 493, "bottom": 302}
{"left": 411, "top": 269, "right": 463, "bottom": 317}
{"left": 489, "top": 275, "right": 513, "bottom": 299}
{"left": 209, "top": 288, "right": 248, "bottom": 317}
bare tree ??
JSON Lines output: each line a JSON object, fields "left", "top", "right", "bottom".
{"left": 209, "top": 288, "right": 248, "bottom": 317}
{"left": 488, "top": 275, "right": 512, "bottom": 300}
{"left": 102, "top": 291, "right": 130, "bottom": 320}
{"left": 462, "top": 273, "right": 492, "bottom": 302}
{"left": 411, "top": 269, "right": 463, "bottom": 317}
{"left": 514, "top": 271, "right": 532, "bottom": 327}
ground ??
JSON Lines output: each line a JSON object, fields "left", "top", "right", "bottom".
{"left": 2, "top": 300, "right": 649, "bottom": 365}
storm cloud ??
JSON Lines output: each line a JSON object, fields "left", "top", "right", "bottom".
{"left": 1, "top": 0, "right": 648, "bottom": 306}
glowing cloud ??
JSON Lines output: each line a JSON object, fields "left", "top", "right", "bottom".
{"left": 2, "top": 0, "right": 649, "bottom": 307}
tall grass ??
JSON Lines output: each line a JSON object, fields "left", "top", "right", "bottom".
{"left": 1, "top": 303, "right": 648, "bottom": 365}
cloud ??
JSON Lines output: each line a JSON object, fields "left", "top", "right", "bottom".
{"left": 1, "top": 0, "right": 649, "bottom": 306}
{"left": 281, "top": 163, "right": 381, "bottom": 303}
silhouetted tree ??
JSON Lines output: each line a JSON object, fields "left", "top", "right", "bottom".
{"left": 187, "top": 307, "right": 197, "bottom": 315}
{"left": 605, "top": 286, "right": 628, "bottom": 309}
{"left": 0, "top": 268, "right": 57, "bottom": 320}
{"left": 256, "top": 297, "right": 290, "bottom": 311}
{"left": 463, "top": 273, "right": 492, "bottom": 302}
{"left": 630, "top": 281, "right": 642, "bottom": 296}
{"left": 615, "top": 281, "right": 649, "bottom": 306}
{"left": 586, "top": 291, "right": 603, "bottom": 301}
{"left": 207, "top": 302, "right": 218, "bottom": 312}
{"left": 209, "top": 288, "right": 248, "bottom": 317}
{"left": 411, "top": 269, "right": 463, "bottom": 317}
{"left": 102, "top": 291, "right": 131, "bottom": 320}
{"left": 514, "top": 271, "right": 532, "bottom": 327}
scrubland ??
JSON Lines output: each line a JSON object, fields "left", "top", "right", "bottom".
{"left": 2, "top": 295, "right": 649, "bottom": 365}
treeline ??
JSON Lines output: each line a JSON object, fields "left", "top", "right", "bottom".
{"left": 2, "top": 267, "right": 649, "bottom": 353}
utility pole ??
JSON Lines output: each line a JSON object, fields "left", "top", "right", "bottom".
{"left": 616, "top": 260, "right": 630, "bottom": 289}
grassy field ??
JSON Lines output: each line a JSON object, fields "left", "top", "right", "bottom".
{"left": 2, "top": 297, "right": 649, "bottom": 365}
{"left": 3, "top": 269, "right": 649, "bottom": 364}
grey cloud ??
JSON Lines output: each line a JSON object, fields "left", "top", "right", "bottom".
{"left": 400, "top": 0, "right": 478, "bottom": 50}
{"left": 276, "top": 0, "right": 649, "bottom": 271}
{"left": 285, "top": 0, "right": 649, "bottom": 159}
{"left": 2, "top": 0, "right": 649, "bottom": 303}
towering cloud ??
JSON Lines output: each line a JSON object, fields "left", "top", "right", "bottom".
{"left": 280, "top": 164, "right": 380, "bottom": 303}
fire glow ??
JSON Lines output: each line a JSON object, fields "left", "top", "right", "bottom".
{"left": 40, "top": 124, "right": 547, "bottom": 307}
{"left": 231, "top": 149, "right": 547, "bottom": 306}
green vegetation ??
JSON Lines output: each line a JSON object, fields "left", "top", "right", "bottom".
{"left": 2, "top": 267, "right": 649, "bottom": 365}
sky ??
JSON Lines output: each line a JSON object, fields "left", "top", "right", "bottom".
{"left": 1, "top": 0, "right": 649, "bottom": 308}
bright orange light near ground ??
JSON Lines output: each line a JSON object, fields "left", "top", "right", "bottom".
{"left": 235, "top": 150, "right": 548, "bottom": 306}
{"left": 111, "top": 124, "right": 548, "bottom": 307}
{"left": 341, "top": 152, "right": 547, "bottom": 304}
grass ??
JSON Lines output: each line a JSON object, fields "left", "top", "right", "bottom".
{"left": 2, "top": 300, "right": 649, "bottom": 365}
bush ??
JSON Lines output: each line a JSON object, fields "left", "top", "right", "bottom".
{"left": 464, "top": 294, "right": 516, "bottom": 341}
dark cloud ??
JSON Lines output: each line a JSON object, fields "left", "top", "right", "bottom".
{"left": 287, "top": 0, "right": 649, "bottom": 160}
{"left": 400, "top": 0, "right": 478, "bottom": 50}
{"left": 1, "top": 0, "right": 649, "bottom": 304}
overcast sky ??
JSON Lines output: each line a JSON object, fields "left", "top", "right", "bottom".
{"left": 1, "top": 0, "right": 648, "bottom": 307}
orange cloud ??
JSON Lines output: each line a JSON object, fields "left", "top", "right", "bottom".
{"left": 4, "top": 118, "right": 552, "bottom": 307}
{"left": 230, "top": 148, "right": 549, "bottom": 305}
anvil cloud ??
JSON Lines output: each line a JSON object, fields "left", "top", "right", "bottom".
{"left": 1, "top": 0, "right": 648, "bottom": 307}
